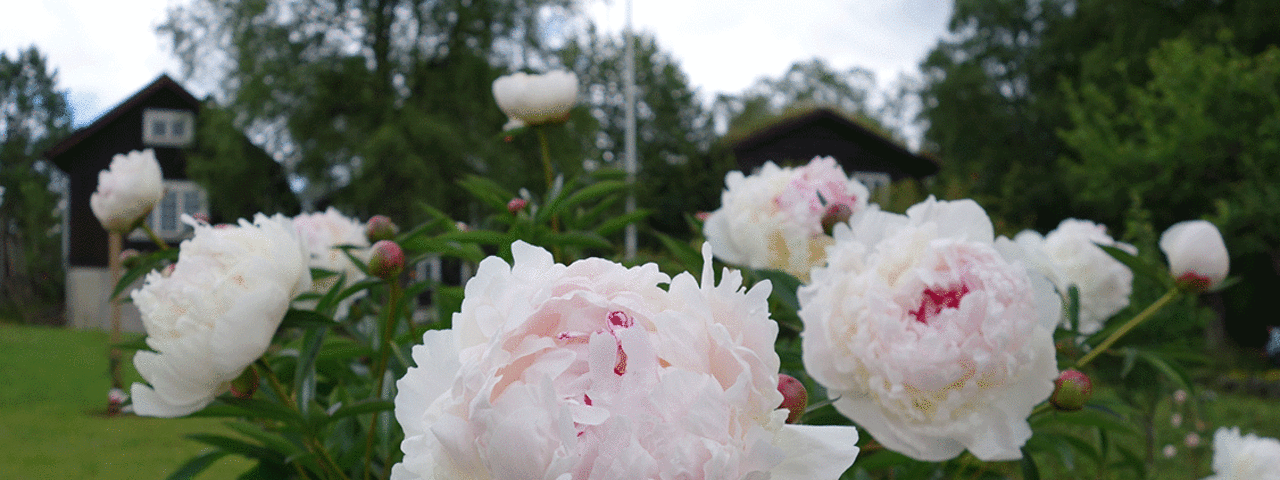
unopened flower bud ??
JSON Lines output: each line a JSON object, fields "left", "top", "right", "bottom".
{"left": 1051, "top": 369, "right": 1093, "bottom": 411}
{"left": 777, "top": 374, "right": 808, "bottom": 424}
{"left": 820, "top": 203, "right": 853, "bottom": 236}
{"left": 366, "top": 215, "right": 399, "bottom": 243}
{"left": 1159, "top": 220, "right": 1228, "bottom": 293}
{"left": 230, "top": 368, "right": 258, "bottom": 399}
{"left": 507, "top": 198, "right": 528, "bottom": 214}
{"left": 368, "top": 240, "right": 405, "bottom": 280}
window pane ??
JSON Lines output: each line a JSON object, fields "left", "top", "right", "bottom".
{"left": 161, "top": 191, "right": 179, "bottom": 232}
{"left": 183, "top": 190, "right": 200, "bottom": 215}
{"left": 152, "top": 120, "right": 167, "bottom": 137}
{"left": 171, "top": 119, "right": 186, "bottom": 137}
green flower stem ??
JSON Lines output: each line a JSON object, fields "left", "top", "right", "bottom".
{"left": 363, "top": 281, "right": 404, "bottom": 480}
{"left": 535, "top": 125, "right": 555, "bottom": 195}
{"left": 1074, "top": 288, "right": 1180, "bottom": 369}
{"left": 256, "top": 360, "right": 347, "bottom": 480}
{"left": 139, "top": 222, "right": 169, "bottom": 250}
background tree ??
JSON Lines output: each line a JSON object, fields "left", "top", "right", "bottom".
{"left": 559, "top": 28, "right": 719, "bottom": 240}
{"left": 185, "top": 101, "right": 301, "bottom": 222}
{"left": 161, "top": 0, "right": 576, "bottom": 224}
{"left": 1061, "top": 37, "right": 1280, "bottom": 349}
{"left": 0, "top": 46, "right": 71, "bottom": 323}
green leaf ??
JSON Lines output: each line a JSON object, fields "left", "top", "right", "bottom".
{"left": 113, "top": 335, "right": 155, "bottom": 352}
{"left": 185, "top": 433, "right": 281, "bottom": 463}
{"left": 164, "top": 450, "right": 230, "bottom": 480}
{"left": 1065, "top": 284, "right": 1080, "bottom": 333}
{"left": 544, "top": 231, "right": 613, "bottom": 250}
{"left": 221, "top": 422, "right": 306, "bottom": 459}
{"left": 1130, "top": 347, "right": 1196, "bottom": 392}
{"left": 438, "top": 230, "right": 516, "bottom": 247}
{"left": 328, "top": 399, "right": 396, "bottom": 422}
{"left": 539, "top": 180, "right": 627, "bottom": 223}
{"left": 309, "top": 268, "right": 338, "bottom": 281}
{"left": 1099, "top": 245, "right": 1173, "bottom": 288}
{"left": 652, "top": 230, "right": 703, "bottom": 273}
{"left": 593, "top": 208, "right": 651, "bottom": 236}
{"left": 753, "top": 269, "right": 803, "bottom": 312}
{"left": 295, "top": 328, "right": 326, "bottom": 416}
{"left": 457, "top": 174, "right": 516, "bottom": 211}
{"left": 279, "top": 309, "right": 335, "bottom": 330}
{"left": 189, "top": 397, "right": 306, "bottom": 426}
{"left": 1020, "top": 446, "right": 1041, "bottom": 480}
{"left": 112, "top": 248, "right": 180, "bottom": 299}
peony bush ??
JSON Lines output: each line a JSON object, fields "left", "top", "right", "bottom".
{"left": 101, "top": 72, "right": 1249, "bottom": 480}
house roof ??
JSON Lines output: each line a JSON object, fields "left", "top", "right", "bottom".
{"left": 727, "top": 107, "right": 939, "bottom": 179}
{"left": 45, "top": 74, "right": 200, "bottom": 168}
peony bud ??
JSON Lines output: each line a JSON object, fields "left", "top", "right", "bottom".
{"left": 366, "top": 215, "right": 399, "bottom": 243}
{"left": 1159, "top": 220, "right": 1228, "bottom": 292}
{"left": 492, "top": 70, "right": 578, "bottom": 127}
{"left": 820, "top": 203, "right": 853, "bottom": 236}
{"left": 90, "top": 149, "right": 164, "bottom": 232}
{"left": 230, "top": 368, "right": 258, "bottom": 399}
{"left": 368, "top": 240, "right": 405, "bottom": 280}
{"left": 1050, "top": 369, "right": 1093, "bottom": 411}
{"left": 777, "top": 374, "right": 809, "bottom": 424}
{"left": 507, "top": 198, "right": 528, "bottom": 214}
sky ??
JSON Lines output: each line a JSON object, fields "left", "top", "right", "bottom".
{"left": 0, "top": 0, "right": 953, "bottom": 129}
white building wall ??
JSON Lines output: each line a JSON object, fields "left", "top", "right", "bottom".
{"left": 66, "top": 266, "right": 144, "bottom": 333}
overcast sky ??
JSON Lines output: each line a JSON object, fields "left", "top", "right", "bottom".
{"left": 0, "top": 0, "right": 953, "bottom": 128}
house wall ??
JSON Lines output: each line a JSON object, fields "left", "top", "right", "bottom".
{"left": 65, "top": 266, "right": 144, "bottom": 333}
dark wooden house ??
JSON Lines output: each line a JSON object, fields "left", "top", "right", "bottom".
{"left": 47, "top": 74, "right": 209, "bottom": 331}
{"left": 728, "top": 107, "right": 938, "bottom": 192}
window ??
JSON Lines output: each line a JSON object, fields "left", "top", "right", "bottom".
{"left": 142, "top": 108, "right": 195, "bottom": 147}
{"left": 129, "top": 180, "right": 208, "bottom": 242}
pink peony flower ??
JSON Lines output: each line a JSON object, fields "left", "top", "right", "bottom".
{"left": 391, "top": 242, "right": 860, "bottom": 480}
{"left": 1160, "top": 220, "right": 1229, "bottom": 292}
{"left": 703, "top": 157, "right": 870, "bottom": 280}
{"left": 130, "top": 214, "right": 310, "bottom": 417}
{"left": 90, "top": 149, "right": 164, "bottom": 232}
{"left": 293, "top": 208, "right": 370, "bottom": 312}
{"left": 799, "top": 197, "right": 1060, "bottom": 461}
{"left": 1001, "top": 219, "right": 1135, "bottom": 334}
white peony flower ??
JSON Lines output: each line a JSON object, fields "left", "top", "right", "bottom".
{"left": 90, "top": 149, "right": 164, "bottom": 232}
{"left": 129, "top": 214, "right": 311, "bottom": 417}
{"left": 799, "top": 197, "right": 1060, "bottom": 462}
{"left": 492, "top": 70, "right": 578, "bottom": 127}
{"left": 293, "top": 208, "right": 370, "bottom": 313}
{"left": 1204, "top": 427, "right": 1280, "bottom": 480}
{"left": 1000, "top": 219, "right": 1135, "bottom": 334}
{"left": 703, "top": 157, "right": 870, "bottom": 280}
{"left": 1160, "top": 220, "right": 1229, "bottom": 291}
{"left": 391, "top": 241, "right": 860, "bottom": 480}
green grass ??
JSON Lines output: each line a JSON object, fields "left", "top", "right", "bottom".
{"left": 0, "top": 324, "right": 252, "bottom": 479}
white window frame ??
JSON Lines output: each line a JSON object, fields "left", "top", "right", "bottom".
{"left": 142, "top": 108, "right": 196, "bottom": 147}
{"left": 129, "top": 180, "right": 208, "bottom": 242}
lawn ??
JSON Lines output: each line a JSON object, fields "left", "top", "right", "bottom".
{"left": 0, "top": 323, "right": 252, "bottom": 479}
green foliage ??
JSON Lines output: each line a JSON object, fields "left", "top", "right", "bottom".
{"left": 559, "top": 28, "right": 722, "bottom": 240}
{"left": 1061, "top": 36, "right": 1280, "bottom": 348}
{"left": 161, "top": 0, "right": 575, "bottom": 225}
{"left": 0, "top": 46, "right": 71, "bottom": 323}
{"left": 184, "top": 101, "right": 300, "bottom": 222}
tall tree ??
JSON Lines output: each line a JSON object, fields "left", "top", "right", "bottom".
{"left": 0, "top": 46, "right": 71, "bottom": 322}
{"left": 161, "top": 0, "right": 575, "bottom": 223}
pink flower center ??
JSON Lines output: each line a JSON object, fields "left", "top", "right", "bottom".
{"left": 911, "top": 284, "right": 970, "bottom": 324}
{"left": 556, "top": 310, "right": 634, "bottom": 376}
{"left": 1176, "top": 272, "right": 1212, "bottom": 292}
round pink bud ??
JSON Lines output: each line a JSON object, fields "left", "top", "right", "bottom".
{"left": 230, "top": 368, "right": 259, "bottom": 400}
{"left": 820, "top": 203, "right": 853, "bottom": 236}
{"left": 1051, "top": 369, "right": 1093, "bottom": 411}
{"left": 777, "top": 373, "right": 809, "bottom": 424}
{"left": 368, "top": 240, "right": 405, "bottom": 280}
{"left": 366, "top": 215, "right": 399, "bottom": 243}
{"left": 507, "top": 198, "right": 528, "bottom": 214}
{"left": 695, "top": 211, "right": 711, "bottom": 222}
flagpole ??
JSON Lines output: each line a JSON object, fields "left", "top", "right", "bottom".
{"left": 623, "top": 0, "right": 637, "bottom": 261}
